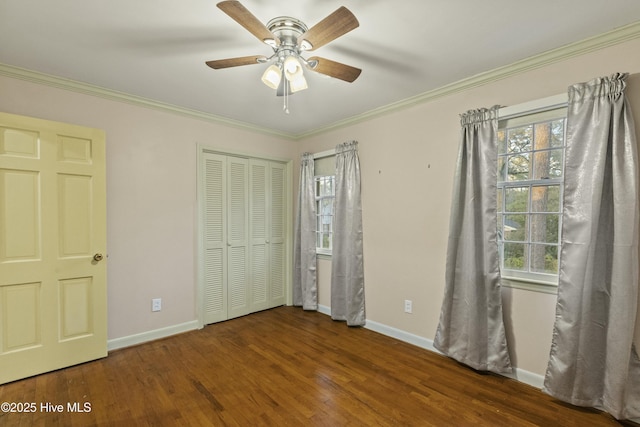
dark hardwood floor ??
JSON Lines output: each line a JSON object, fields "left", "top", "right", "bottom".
{"left": 0, "top": 306, "right": 636, "bottom": 426}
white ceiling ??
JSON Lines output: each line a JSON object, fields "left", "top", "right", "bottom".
{"left": 2, "top": 1, "right": 640, "bottom": 137}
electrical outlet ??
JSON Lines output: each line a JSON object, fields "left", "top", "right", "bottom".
{"left": 152, "top": 298, "right": 162, "bottom": 312}
{"left": 404, "top": 299, "right": 412, "bottom": 314}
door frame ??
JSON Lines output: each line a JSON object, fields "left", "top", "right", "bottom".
{"left": 195, "top": 144, "right": 293, "bottom": 329}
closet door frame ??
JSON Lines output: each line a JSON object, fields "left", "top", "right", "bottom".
{"left": 196, "top": 145, "right": 293, "bottom": 328}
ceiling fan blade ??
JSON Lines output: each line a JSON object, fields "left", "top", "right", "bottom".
{"left": 206, "top": 55, "right": 267, "bottom": 69}
{"left": 217, "top": 1, "right": 279, "bottom": 46}
{"left": 308, "top": 56, "right": 361, "bottom": 83}
{"left": 298, "top": 7, "right": 359, "bottom": 51}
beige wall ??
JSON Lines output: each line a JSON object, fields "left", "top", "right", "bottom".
{"left": 1, "top": 34, "right": 640, "bottom": 380}
{"left": 0, "top": 76, "right": 298, "bottom": 340}
{"left": 299, "top": 37, "right": 640, "bottom": 377}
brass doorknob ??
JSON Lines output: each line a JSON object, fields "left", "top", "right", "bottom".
{"left": 93, "top": 253, "right": 104, "bottom": 262}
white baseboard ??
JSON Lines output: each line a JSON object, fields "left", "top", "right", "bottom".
{"left": 318, "top": 304, "right": 331, "bottom": 316}
{"left": 107, "top": 320, "right": 199, "bottom": 352}
{"left": 508, "top": 368, "right": 545, "bottom": 389}
{"left": 317, "top": 304, "right": 544, "bottom": 389}
{"left": 364, "top": 317, "right": 442, "bottom": 354}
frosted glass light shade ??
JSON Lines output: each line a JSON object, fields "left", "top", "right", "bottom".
{"left": 290, "top": 75, "right": 308, "bottom": 93}
{"left": 261, "top": 65, "right": 281, "bottom": 89}
{"left": 283, "top": 56, "right": 303, "bottom": 81}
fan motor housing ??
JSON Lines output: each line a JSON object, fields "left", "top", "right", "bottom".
{"left": 266, "top": 16, "right": 308, "bottom": 47}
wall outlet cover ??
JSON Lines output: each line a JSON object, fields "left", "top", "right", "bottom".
{"left": 404, "top": 299, "right": 412, "bottom": 314}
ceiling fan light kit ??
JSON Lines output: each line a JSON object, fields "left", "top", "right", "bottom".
{"left": 283, "top": 55, "right": 303, "bottom": 81}
{"left": 207, "top": 1, "right": 361, "bottom": 113}
{"left": 261, "top": 64, "right": 282, "bottom": 89}
{"left": 290, "top": 75, "right": 308, "bottom": 93}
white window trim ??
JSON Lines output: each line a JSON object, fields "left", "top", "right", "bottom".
{"left": 498, "top": 93, "right": 568, "bottom": 294}
{"left": 317, "top": 249, "right": 333, "bottom": 257}
{"left": 313, "top": 148, "right": 336, "bottom": 160}
{"left": 498, "top": 93, "right": 567, "bottom": 120}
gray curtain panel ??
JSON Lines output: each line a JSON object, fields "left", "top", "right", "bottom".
{"left": 434, "top": 106, "right": 513, "bottom": 374}
{"left": 330, "top": 141, "right": 365, "bottom": 326}
{"left": 543, "top": 73, "right": 640, "bottom": 420}
{"left": 293, "top": 152, "right": 318, "bottom": 310}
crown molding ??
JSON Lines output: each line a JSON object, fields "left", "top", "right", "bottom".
{"left": 2, "top": 20, "right": 640, "bottom": 141}
{"left": 296, "top": 20, "right": 640, "bottom": 139}
{"left": 0, "top": 63, "right": 295, "bottom": 140}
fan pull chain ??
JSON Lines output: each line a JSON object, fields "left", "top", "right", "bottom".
{"left": 284, "top": 78, "right": 290, "bottom": 114}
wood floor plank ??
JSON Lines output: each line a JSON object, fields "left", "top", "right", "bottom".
{"left": 0, "top": 306, "right": 637, "bottom": 426}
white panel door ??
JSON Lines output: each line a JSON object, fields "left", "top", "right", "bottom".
{"left": 0, "top": 112, "right": 107, "bottom": 384}
{"left": 226, "top": 157, "right": 250, "bottom": 319}
{"left": 202, "top": 153, "right": 227, "bottom": 324}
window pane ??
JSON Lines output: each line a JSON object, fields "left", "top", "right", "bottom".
{"left": 533, "top": 149, "right": 563, "bottom": 180}
{"left": 316, "top": 176, "right": 333, "bottom": 197}
{"left": 507, "top": 126, "right": 532, "bottom": 153}
{"left": 497, "top": 129, "right": 507, "bottom": 154}
{"left": 319, "top": 177, "right": 328, "bottom": 196}
{"left": 530, "top": 244, "right": 559, "bottom": 274}
{"left": 503, "top": 242, "right": 527, "bottom": 271}
{"left": 320, "top": 215, "right": 332, "bottom": 233}
{"left": 548, "top": 149, "right": 563, "bottom": 178}
{"left": 505, "top": 187, "right": 529, "bottom": 212}
{"left": 550, "top": 119, "right": 565, "bottom": 148}
{"left": 507, "top": 153, "right": 530, "bottom": 181}
{"left": 531, "top": 185, "right": 560, "bottom": 212}
{"left": 530, "top": 214, "right": 559, "bottom": 243}
{"left": 326, "top": 177, "right": 333, "bottom": 194}
{"left": 532, "top": 149, "right": 550, "bottom": 180}
{"left": 321, "top": 198, "right": 333, "bottom": 216}
{"left": 503, "top": 214, "right": 528, "bottom": 242}
{"left": 322, "top": 232, "right": 331, "bottom": 249}
{"left": 533, "top": 122, "right": 552, "bottom": 150}
{"left": 497, "top": 188, "right": 503, "bottom": 213}
{"left": 497, "top": 156, "right": 506, "bottom": 183}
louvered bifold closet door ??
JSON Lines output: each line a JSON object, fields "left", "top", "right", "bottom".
{"left": 201, "top": 152, "right": 289, "bottom": 324}
{"left": 202, "top": 153, "right": 228, "bottom": 324}
{"left": 249, "top": 159, "right": 269, "bottom": 312}
{"left": 227, "top": 157, "right": 251, "bottom": 320}
{"left": 269, "top": 162, "right": 287, "bottom": 306}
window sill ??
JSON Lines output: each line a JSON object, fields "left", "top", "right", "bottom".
{"left": 501, "top": 276, "right": 558, "bottom": 295}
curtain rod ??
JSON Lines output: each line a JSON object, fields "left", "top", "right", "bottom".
{"left": 498, "top": 93, "right": 568, "bottom": 120}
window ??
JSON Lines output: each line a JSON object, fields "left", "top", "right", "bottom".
{"left": 315, "top": 175, "right": 335, "bottom": 255}
{"left": 313, "top": 152, "right": 336, "bottom": 255}
{"left": 497, "top": 106, "right": 567, "bottom": 287}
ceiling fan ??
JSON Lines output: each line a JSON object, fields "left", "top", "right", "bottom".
{"left": 206, "top": 1, "right": 361, "bottom": 105}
